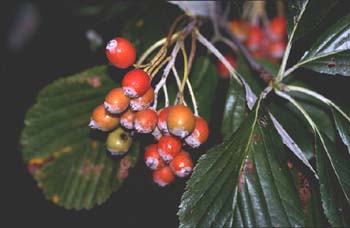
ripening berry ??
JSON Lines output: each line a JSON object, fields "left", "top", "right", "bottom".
{"left": 104, "top": 88, "right": 130, "bottom": 114}
{"left": 152, "top": 166, "right": 175, "bottom": 187}
{"left": 158, "top": 135, "right": 182, "bottom": 163}
{"left": 170, "top": 150, "right": 193, "bottom": 177}
{"left": 246, "top": 26, "right": 263, "bottom": 52}
{"left": 134, "top": 108, "right": 158, "bottom": 133}
{"left": 157, "top": 107, "right": 171, "bottom": 135}
{"left": 268, "top": 40, "right": 286, "bottom": 59}
{"left": 216, "top": 54, "right": 237, "bottom": 78}
{"left": 167, "top": 105, "right": 195, "bottom": 138}
{"left": 105, "top": 37, "right": 136, "bottom": 69}
{"left": 268, "top": 17, "right": 286, "bottom": 41}
{"left": 185, "top": 116, "right": 209, "bottom": 148}
{"left": 130, "top": 87, "right": 154, "bottom": 111}
{"left": 120, "top": 109, "right": 136, "bottom": 130}
{"left": 144, "top": 144, "right": 165, "bottom": 170}
{"left": 122, "top": 69, "right": 151, "bottom": 98}
{"left": 106, "top": 127, "right": 132, "bottom": 155}
{"left": 229, "top": 20, "right": 250, "bottom": 41}
{"left": 89, "top": 104, "right": 120, "bottom": 131}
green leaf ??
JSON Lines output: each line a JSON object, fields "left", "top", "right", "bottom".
{"left": 297, "top": 14, "right": 350, "bottom": 76}
{"left": 221, "top": 78, "right": 247, "bottom": 136}
{"left": 315, "top": 133, "right": 350, "bottom": 226}
{"left": 178, "top": 103, "right": 304, "bottom": 227}
{"left": 331, "top": 107, "right": 350, "bottom": 155}
{"left": 20, "top": 66, "right": 139, "bottom": 209}
{"left": 190, "top": 56, "right": 219, "bottom": 122}
{"left": 286, "top": 0, "right": 346, "bottom": 41}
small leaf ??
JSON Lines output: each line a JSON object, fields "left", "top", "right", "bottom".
{"left": 297, "top": 14, "right": 350, "bottom": 76}
{"left": 168, "top": 1, "right": 219, "bottom": 18}
{"left": 315, "top": 133, "right": 350, "bottom": 226}
{"left": 331, "top": 107, "right": 350, "bottom": 155}
{"left": 20, "top": 66, "right": 139, "bottom": 209}
{"left": 221, "top": 78, "right": 247, "bottom": 136}
{"left": 178, "top": 103, "right": 304, "bottom": 227}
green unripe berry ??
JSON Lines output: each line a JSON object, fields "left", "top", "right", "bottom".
{"left": 106, "top": 127, "right": 132, "bottom": 155}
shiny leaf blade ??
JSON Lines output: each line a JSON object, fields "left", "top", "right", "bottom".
{"left": 315, "top": 133, "right": 350, "bottom": 226}
{"left": 331, "top": 107, "right": 350, "bottom": 155}
{"left": 178, "top": 104, "right": 304, "bottom": 227}
{"left": 298, "top": 14, "right": 350, "bottom": 76}
{"left": 20, "top": 66, "right": 139, "bottom": 209}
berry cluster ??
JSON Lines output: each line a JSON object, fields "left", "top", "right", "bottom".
{"left": 89, "top": 37, "right": 209, "bottom": 187}
{"left": 216, "top": 16, "right": 287, "bottom": 78}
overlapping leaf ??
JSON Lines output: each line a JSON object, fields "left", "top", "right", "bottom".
{"left": 20, "top": 66, "right": 139, "bottom": 209}
{"left": 297, "top": 14, "right": 350, "bottom": 76}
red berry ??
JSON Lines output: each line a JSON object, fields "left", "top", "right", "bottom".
{"left": 106, "top": 37, "right": 136, "bottom": 69}
{"left": 185, "top": 116, "right": 209, "bottom": 148}
{"left": 217, "top": 54, "right": 237, "bottom": 78}
{"left": 134, "top": 108, "right": 158, "bottom": 133}
{"left": 144, "top": 144, "right": 165, "bottom": 170}
{"left": 167, "top": 105, "right": 196, "bottom": 138}
{"left": 120, "top": 109, "right": 136, "bottom": 130}
{"left": 157, "top": 107, "right": 171, "bottom": 135}
{"left": 104, "top": 88, "right": 130, "bottom": 114}
{"left": 246, "top": 26, "right": 263, "bottom": 52}
{"left": 158, "top": 135, "right": 182, "bottom": 163}
{"left": 89, "top": 104, "right": 120, "bottom": 131}
{"left": 268, "top": 17, "right": 286, "bottom": 41}
{"left": 130, "top": 87, "right": 154, "bottom": 111}
{"left": 170, "top": 150, "right": 193, "bottom": 177}
{"left": 268, "top": 40, "right": 286, "bottom": 59}
{"left": 229, "top": 20, "right": 250, "bottom": 42}
{"left": 122, "top": 69, "right": 151, "bottom": 98}
{"left": 152, "top": 166, "right": 175, "bottom": 187}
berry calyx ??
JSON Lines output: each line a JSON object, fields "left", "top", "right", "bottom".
{"left": 105, "top": 37, "right": 136, "bottom": 69}
{"left": 170, "top": 150, "right": 193, "bottom": 177}
{"left": 89, "top": 104, "right": 120, "bottom": 131}
{"left": 144, "top": 144, "right": 165, "bottom": 170}
{"left": 106, "top": 127, "right": 132, "bottom": 155}
{"left": 152, "top": 166, "right": 175, "bottom": 187}
{"left": 185, "top": 116, "right": 209, "bottom": 148}
{"left": 151, "top": 127, "right": 162, "bottom": 141}
{"left": 167, "top": 105, "right": 195, "bottom": 138}
{"left": 157, "top": 107, "right": 171, "bottom": 135}
{"left": 246, "top": 26, "right": 263, "bottom": 52}
{"left": 268, "top": 17, "right": 286, "bottom": 41}
{"left": 158, "top": 135, "right": 182, "bottom": 163}
{"left": 120, "top": 109, "right": 136, "bottom": 130}
{"left": 104, "top": 88, "right": 130, "bottom": 114}
{"left": 217, "top": 54, "right": 237, "bottom": 78}
{"left": 134, "top": 108, "right": 158, "bottom": 133}
{"left": 130, "top": 87, "right": 154, "bottom": 111}
{"left": 122, "top": 69, "right": 151, "bottom": 98}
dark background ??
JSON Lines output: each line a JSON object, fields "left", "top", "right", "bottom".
{"left": 2, "top": 1, "right": 349, "bottom": 227}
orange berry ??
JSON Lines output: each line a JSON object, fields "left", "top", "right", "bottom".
{"left": 144, "top": 144, "right": 165, "bottom": 170}
{"left": 104, "top": 88, "right": 130, "bottom": 114}
{"left": 130, "top": 87, "right": 154, "bottom": 111}
{"left": 268, "top": 17, "right": 286, "bottom": 41}
{"left": 185, "top": 116, "right": 209, "bottom": 148}
{"left": 89, "top": 104, "right": 120, "bottom": 131}
{"left": 152, "top": 166, "right": 175, "bottom": 187}
{"left": 134, "top": 108, "right": 158, "bottom": 133}
{"left": 229, "top": 20, "right": 250, "bottom": 41}
{"left": 246, "top": 26, "right": 264, "bottom": 52}
{"left": 167, "top": 105, "right": 195, "bottom": 138}
{"left": 170, "top": 150, "right": 193, "bottom": 177}
{"left": 120, "top": 109, "right": 136, "bottom": 130}
{"left": 157, "top": 106, "right": 171, "bottom": 135}
{"left": 105, "top": 37, "right": 136, "bottom": 69}
{"left": 158, "top": 135, "right": 182, "bottom": 163}
{"left": 122, "top": 69, "right": 150, "bottom": 98}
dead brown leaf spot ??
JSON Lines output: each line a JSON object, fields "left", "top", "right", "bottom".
{"left": 287, "top": 160, "right": 293, "bottom": 169}
{"left": 116, "top": 156, "right": 132, "bottom": 181}
{"left": 327, "top": 57, "right": 336, "bottom": 68}
{"left": 252, "top": 134, "right": 262, "bottom": 145}
{"left": 298, "top": 172, "right": 311, "bottom": 215}
{"left": 238, "top": 172, "right": 245, "bottom": 192}
{"left": 52, "top": 194, "right": 59, "bottom": 204}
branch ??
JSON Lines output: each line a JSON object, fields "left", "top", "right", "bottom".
{"left": 217, "top": 18, "right": 273, "bottom": 83}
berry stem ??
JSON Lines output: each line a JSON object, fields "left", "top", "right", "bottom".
{"left": 179, "top": 45, "right": 189, "bottom": 104}
{"left": 186, "top": 79, "right": 199, "bottom": 116}
{"left": 172, "top": 66, "right": 187, "bottom": 106}
{"left": 163, "top": 84, "right": 169, "bottom": 107}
